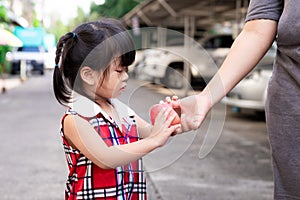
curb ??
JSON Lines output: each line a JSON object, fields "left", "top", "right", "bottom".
{"left": 146, "top": 171, "right": 164, "bottom": 200}
{"left": 0, "top": 76, "right": 22, "bottom": 93}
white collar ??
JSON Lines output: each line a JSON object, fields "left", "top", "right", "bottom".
{"left": 69, "top": 92, "right": 135, "bottom": 121}
{"left": 69, "top": 92, "right": 111, "bottom": 120}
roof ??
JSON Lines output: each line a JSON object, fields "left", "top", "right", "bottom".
{"left": 123, "top": 0, "right": 249, "bottom": 31}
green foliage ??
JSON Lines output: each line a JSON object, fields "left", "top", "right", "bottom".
{"left": 0, "top": 5, "right": 9, "bottom": 23}
{"left": 0, "top": 45, "right": 11, "bottom": 75}
{"left": 46, "top": 0, "right": 139, "bottom": 44}
{"left": 47, "top": 20, "right": 69, "bottom": 43}
{"left": 33, "top": 18, "right": 41, "bottom": 28}
{"left": 68, "top": 7, "right": 90, "bottom": 30}
{"left": 0, "top": 5, "right": 11, "bottom": 74}
{"left": 47, "top": 7, "right": 89, "bottom": 42}
{"left": 90, "top": 0, "right": 139, "bottom": 19}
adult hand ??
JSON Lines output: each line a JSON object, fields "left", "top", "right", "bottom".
{"left": 179, "top": 92, "right": 212, "bottom": 132}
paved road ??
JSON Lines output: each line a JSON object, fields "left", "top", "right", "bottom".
{"left": 0, "top": 72, "right": 66, "bottom": 199}
{"left": 0, "top": 71, "right": 273, "bottom": 199}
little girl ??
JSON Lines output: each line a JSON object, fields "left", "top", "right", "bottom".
{"left": 52, "top": 19, "right": 180, "bottom": 200}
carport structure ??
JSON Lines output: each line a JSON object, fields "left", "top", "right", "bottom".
{"left": 123, "top": 0, "right": 250, "bottom": 39}
{"left": 122, "top": 0, "right": 250, "bottom": 94}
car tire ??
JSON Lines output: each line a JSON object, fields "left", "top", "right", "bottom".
{"left": 11, "top": 61, "right": 20, "bottom": 75}
{"left": 162, "top": 66, "right": 184, "bottom": 89}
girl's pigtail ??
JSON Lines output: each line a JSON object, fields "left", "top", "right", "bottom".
{"left": 53, "top": 32, "right": 75, "bottom": 105}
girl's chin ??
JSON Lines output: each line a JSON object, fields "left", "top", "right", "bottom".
{"left": 112, "top": 92, "right": 123, "bottom": 98}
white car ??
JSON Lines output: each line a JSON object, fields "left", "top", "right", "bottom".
{"left": 222, "top": 65, "right": 273, "bottom": 112}
{"left": 221, "top": 42, "right": 277, "bottom": 112}
{"left": 140, "top": 34, "right": 234, "bottom": 89}
{"left": 8, "top": 46, "right": 46, "bottom": 75}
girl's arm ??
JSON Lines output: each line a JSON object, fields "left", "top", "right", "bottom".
{"left": 134, "top": 114, "right": 152, "bottom": 138}
{"left": 63, "top": 108, "right": 180, "bottom": 169}
{"left": 179, "top": 19, "right": 278, "bottom": 131}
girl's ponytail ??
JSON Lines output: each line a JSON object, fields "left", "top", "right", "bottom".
{"left": 52, "top": 32, "right": 76, "bottom": 105}
{"left": 53, "top": 63, "right": 70, "bottom": 105}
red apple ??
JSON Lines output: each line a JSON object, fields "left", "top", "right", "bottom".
{"left": 150, "top": 103, "right": 181, "bottom": 126}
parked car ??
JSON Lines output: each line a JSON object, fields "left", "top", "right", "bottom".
{"left": 138, "top": 34, "right": 235, "bottom": 88}
{"left": 221, "top": 42, "right": 277, "bottom": 112}
{"left": 222, "top": 67, "right": 272, "bottom": 112}
{"left": 9, "top": 46, "right": 45, "bottom": 75}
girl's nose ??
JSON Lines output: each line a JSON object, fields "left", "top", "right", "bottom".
{"left": 123, "top": 71, "right": 129, "bottom": 82}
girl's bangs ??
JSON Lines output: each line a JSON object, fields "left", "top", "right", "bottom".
{"left": 113, "top": 30, "right": 136, "bottom": 67}
{"left": 120, "top": 50, "right": 135, "bottom": 66}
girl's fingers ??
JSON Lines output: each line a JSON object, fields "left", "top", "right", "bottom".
{"left": 164, "top": 111, "right": 177, "bottom": 126}
{"left": 164, "top": 96, "right": 180, "bottom": 109}
{"left": 172, "top": 96, "right": 178, "bottom": 101}
{"left": 154, "top": 107, "right": 182, "bottom": 135}
{"left": 172, "top": 126, "right": 183, "bottom": 135}
{"left": 155, "top": 107, "right": 171, "bottom": 124}
{"left": 165, "top": 96, "right": 171, "bottom": 103}
{"left": 169, "top": 124, "right": 181, "bottom": 133}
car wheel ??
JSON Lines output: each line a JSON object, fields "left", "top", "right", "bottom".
{"left": 162, "top": 67, "right": 184, "bottom": 89}
{"left": 11, "top": 61, "right": 20, "bottom": 75}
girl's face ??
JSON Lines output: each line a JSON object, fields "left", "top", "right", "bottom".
{"left": 95, "top": 59, "right": 129, "bottom": 100}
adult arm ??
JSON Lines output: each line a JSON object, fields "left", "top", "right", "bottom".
{"left": 179, "top": 19, "right": 278, "bottom": 131}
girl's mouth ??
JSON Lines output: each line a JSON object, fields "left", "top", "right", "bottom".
{"left": 120, "top": 85, "right": 126, "bottom": 91}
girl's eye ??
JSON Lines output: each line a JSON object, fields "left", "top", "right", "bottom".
{"left": 116, "top": 67, "right": 128, "bottom": 73}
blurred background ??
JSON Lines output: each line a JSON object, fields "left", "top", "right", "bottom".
{"left": 0, "top": 1, "right": 275, "bottom": 199}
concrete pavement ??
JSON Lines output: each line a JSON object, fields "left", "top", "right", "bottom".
{"left": 0, "top": 75, "right": 22, "bottom": 93}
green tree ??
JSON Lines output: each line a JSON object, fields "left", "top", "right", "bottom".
{"left": 47, "top": 7, "right": 90, "bottom": 42}
{"left": 0, "top": 45, "right": 10, "bottom": 75}
{"left": 68, "top": 7, "right": 90, "bottom": 30}
{"left": 47, "top": 19, "right": 69, "bottom": 42}
{"left": 90, "top": 0, "right": 138, "bottom": 19}
{"left": 0, "top": 5, "right": 9, "bottom": 23}
{"left": 46, "top": 0, "right": 139, "bottom": 44}
{"left": 0, "top": 5, "right": 10, "bottom": 75}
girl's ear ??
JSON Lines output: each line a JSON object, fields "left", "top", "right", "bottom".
{"left": 80, "top": 66, "right": 97, "bottom": 85}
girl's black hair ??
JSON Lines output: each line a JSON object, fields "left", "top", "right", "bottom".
{"left": 53, "top": 18, "right": 135, "bottom": 105}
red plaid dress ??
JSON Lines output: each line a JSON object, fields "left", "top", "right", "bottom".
{"left": 60, "top": 96, "right": 147, "bottom": 200}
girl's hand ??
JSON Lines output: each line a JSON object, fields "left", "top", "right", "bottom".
{"left": 164, "top": 95, "right": 181, "bottom": 121}
{"left": 148, "top": 107, "right": 181, "bottom": 147}
{"left": 163, "top": 96, "right": 180, "bottom": 109}
{"left": 162, "top": 96, "right": 182, "bottom": 135}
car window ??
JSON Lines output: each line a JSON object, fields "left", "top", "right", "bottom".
{"left": 18, "top": 46, "right": 41, "bottom": 52}
{"left": 203, "top": 35, "right": 234, "bottom": 48}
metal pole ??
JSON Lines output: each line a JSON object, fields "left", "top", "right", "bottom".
{"left": 20, "top": 60, "right": 26, "bottom": 82}
{"left": 1, "top": 63, "right": 6, "bottom": 93}
{"left": 183, "top": 16, "right": 193, "bottom": 96}
{"left": 157, "top": 26, "right": 166, "bottom": 47}
{"left": 141, "top": 29, "right": 149, "bottom": 49}
{"left": 233, "top": 0, "right": 242, "bottom": 38}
